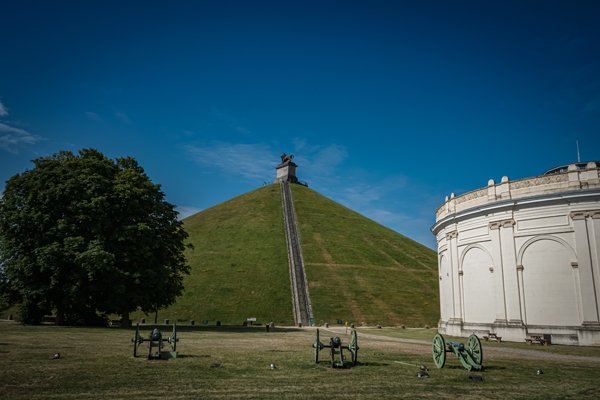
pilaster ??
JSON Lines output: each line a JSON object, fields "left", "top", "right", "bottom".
{"left": 571, "top": 211, "right": 600, "bottom": 323}
{"left": 446, "top": 230, "right": 462, "bottom": 322}
{"left": 498, "top": 219, "right": 522, "bottom": 324}
{"left": 590, "top": 211, "right": 600, "bottom": 323}
{"left": 488, "top": 221, "right": 507, "bottom": 323}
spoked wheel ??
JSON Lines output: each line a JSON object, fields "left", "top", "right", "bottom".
{"left": 132, "top": 323, "right": 141, "bottom": 357}
{"left": 171, "top": 324, "right": 177, "bottom": 352}
{"left": 314, "top": 329, "right": 321, "bottom": 364}
{"left": 350, "top": 329, "right": 359, "bottom": 366}
{"left": 467, "top": 334, "right": 483, "bottom": 365}
{"left": 432, "top": 333, "right": 446, "bottom": 369}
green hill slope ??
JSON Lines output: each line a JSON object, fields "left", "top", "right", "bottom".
{"left": 153, "top": 184, "right": 439, "bottom": 326}
{"left": 291, "top": 184, "right": 439, "bottom": 327}
{"left": 158, "top": 185, "right": 294, "bottom": 324}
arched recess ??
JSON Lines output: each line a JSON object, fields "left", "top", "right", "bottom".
{"left": 518, "top": 235, "right": 580, "bottom": 326}
{"left": 517, "top": 235, "right": 577, "bottom": 266}
{"left": 460, "top": 244, "right": 495, "bottom": 324}
{"left": 439, "top": 252, "right": 453, "bottom": 322}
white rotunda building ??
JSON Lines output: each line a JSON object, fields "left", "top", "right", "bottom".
{"left": 432, "top": 162, "right": 600, "bottom": 345}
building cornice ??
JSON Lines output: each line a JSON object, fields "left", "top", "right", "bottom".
{"left": 435, "top": 164, "right": 600, "bottom": 221}
{"left": 431, "top": 189, "right": 600, "bottom": 235}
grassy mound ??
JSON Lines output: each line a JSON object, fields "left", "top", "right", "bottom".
{"left": 154, "top": 185, "right": 294, "bottom": 325}
{"left": 149, "top": 184, "right": 438, "bottom": 327}
{"left": 291, "top": 184, "right": 439, "bottom": 326}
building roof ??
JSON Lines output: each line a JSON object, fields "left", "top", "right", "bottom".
{"left": 544, "top": 161, "right": 600, "bottom": 175}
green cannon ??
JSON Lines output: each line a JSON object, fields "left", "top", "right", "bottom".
{"left": 313, "top": 328, "right": 359, "bottom": 368}
{"left": 432, "top": 333, "right": 482, "bottom": 371}
{"left": 132, "top": 323, "right": 179, "bottom": 360}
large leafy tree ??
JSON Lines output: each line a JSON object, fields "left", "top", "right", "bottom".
{"left": 0, "top": 149, "right": 189, "bottom": 325}
{"left": 0, "top": 264, "right": 15, "bottom": 311}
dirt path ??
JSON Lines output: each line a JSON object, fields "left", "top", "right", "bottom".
{"left": 319, "top": 326, "right": 600, "bottom": 364}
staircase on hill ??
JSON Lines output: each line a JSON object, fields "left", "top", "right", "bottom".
{"left": 280, "top": 181, "right": 314, "bottom": 326}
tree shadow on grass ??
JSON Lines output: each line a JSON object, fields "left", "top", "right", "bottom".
{"left": 438, "top": 364, "right": 506, "bottom": 371}
{"left": 177, "top": 354, "right": 211, "bottom": 359}
{"left": 127, "top": 325, "right": 304, "bottom": 334}
{"left": 356, "top": 362, "right": 389, "bottom": 367}
{"left": 481, "top": 365, "right": 506, "bottom": 371}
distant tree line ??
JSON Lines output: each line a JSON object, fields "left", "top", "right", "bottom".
{"left": 0, "top": 149, "right": 190, "bottom": 325}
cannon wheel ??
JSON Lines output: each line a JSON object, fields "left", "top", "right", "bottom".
{"left": 132, "top": 323, "right": 141, "bottom": 357}
{"left": 350, "top": 329, "right": 359, "bottom": 366}
{"left": 314, "top": 329, "right": 321, "bottom": 364}
{"left": 171, "top": 324, "right": 177, "bottom": 352}
{"left": 467, "top": 334, "right": 483, "bottom": 365}
{"left": 432, "top": 333, "right": 446, "bottom": 369}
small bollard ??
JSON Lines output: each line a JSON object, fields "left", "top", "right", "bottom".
{"left": 266, "top": 324, "right": 270, "bottom": 332}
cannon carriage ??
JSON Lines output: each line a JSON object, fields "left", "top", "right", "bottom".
{"left": 132, "top": 323, "right": 179, "bottom": 359}
{"left": 432, "top": 333, "right": 483, "bottom": 371}
{"left": 313, "top": 328, "right": 359, "bottom": 368}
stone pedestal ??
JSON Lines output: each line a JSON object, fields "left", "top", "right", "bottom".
{"left": 274, "top": 161, "right": 299, "bottom": 184}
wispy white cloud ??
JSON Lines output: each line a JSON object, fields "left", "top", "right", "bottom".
{"left": 115, "top": 112, "right": 132, "bottom": 124}
{"left": 364, "top": 208, "right": 413, "bottom": 226}
{"left": 0, "top": 99, "right": 41, "bottom": 154}
{"left": 341, "top": 176, "right": 407, "bottom": 206}
{"left": 185, "top": 142, "right": 276, "bottom": 180}
{"left": 0, "top": 100, "right": 8, "bottom": 117}
{"left": 210, "top": 107, "right": 252, "bottom": 135}
{"left": 183, "top": 137, "right": 435, "bottom": 247}
{"left": 583, "top": 94, "right": 600, "bottom": 113}
{"left": 232, "top": 125, "right": 251, "bottom": 135}
{"left": 339, "top": 183, "right": 382, "bottom": 209}
{"left": 185, "top": 140, "right": 349, "bottom": 185}
{"left": 305, "top": 144, "right": 347, "bottom": 172}
{"left": 85, "top": 111, "right": 103, "bottom": 121}
{"left": 0, "top": 123, "right": 40, "bottom": 154}
{"left": 291, "top": 142, "right": 348, "bottom": 187}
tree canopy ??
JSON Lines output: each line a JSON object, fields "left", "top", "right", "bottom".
{"left": 0, "top": 149, "right": 189, "bottom": 325}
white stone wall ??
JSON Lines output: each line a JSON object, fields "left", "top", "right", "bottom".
{"left": 432, "top": 163, "right": 600, "bottom": 345}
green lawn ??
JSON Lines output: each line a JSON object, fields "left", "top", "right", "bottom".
{"left": 2, "top": 321, "right": 599, "bottom": 399}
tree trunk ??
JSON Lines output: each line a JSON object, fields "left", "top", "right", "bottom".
{"left": 120, "top": 311, "right": 132, "bottom": 328}
{"left": 56, "top": 309, "right": 65, "bottom": 326}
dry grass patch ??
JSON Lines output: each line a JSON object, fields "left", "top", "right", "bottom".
{"left": 2, "top": 322, "right": 600, "bottom": 400}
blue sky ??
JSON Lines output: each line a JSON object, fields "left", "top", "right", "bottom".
{"left": 1, "top": 0, "right": 599, "bottom": 248}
